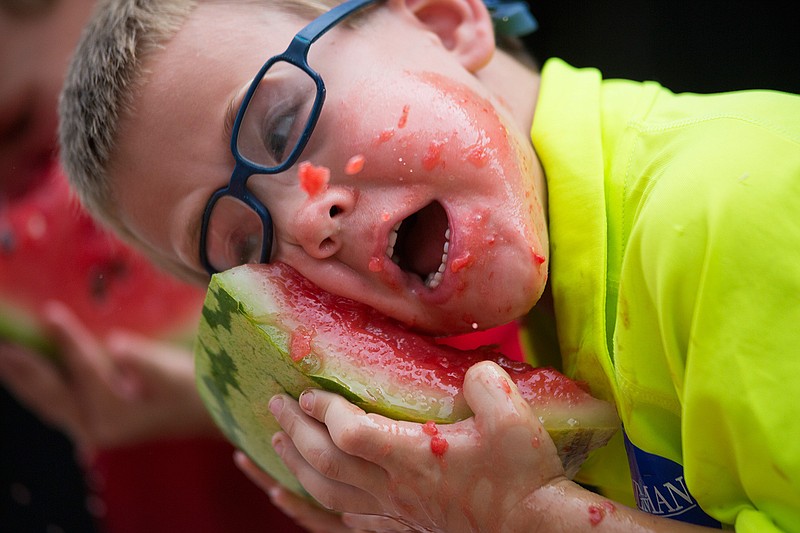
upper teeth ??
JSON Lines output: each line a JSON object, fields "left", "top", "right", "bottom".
{"left": 385, "top": 223, "right": 450, "bottom": 289}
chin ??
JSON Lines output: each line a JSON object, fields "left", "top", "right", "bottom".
{"left": 407, "top": 282, "right": 541, "bottom": 336}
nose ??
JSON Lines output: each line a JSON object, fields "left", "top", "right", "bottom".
{"left": 291, "top": 186, "right": 354, "bottom": 259}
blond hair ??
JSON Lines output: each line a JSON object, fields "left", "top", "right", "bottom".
{"left": 59, "top": 0, "right": 195, "bottom": 240}
{"left": 59, "top": 0, "right": 339, "bottom": 240}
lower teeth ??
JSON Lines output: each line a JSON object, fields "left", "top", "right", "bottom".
{"left": 425, "top": 271, "right": 444, "bottom": 289}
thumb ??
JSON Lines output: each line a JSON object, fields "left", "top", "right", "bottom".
{"left": 42, "top": 300, "right": 108, "bottom": 380}
{"left": 462, "top": 360, "right": 535, "bottom": 433}
{"left": 105, "top": 331, "right": 194, "bottom": 399}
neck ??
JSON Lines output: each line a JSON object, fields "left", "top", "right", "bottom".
{"left": 476, "top": 48, "right": 541, "bottom": 139}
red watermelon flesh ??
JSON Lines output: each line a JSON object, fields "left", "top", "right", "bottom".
{"left": 195, "top": 263, "right": 620, "bottom": 486}
{"left": 0, "top": 163, "right": 204, "bottom": 355}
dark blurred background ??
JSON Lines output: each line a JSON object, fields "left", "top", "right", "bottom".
{"left": 523, "top": 0, "right": 800, "bottom": 93}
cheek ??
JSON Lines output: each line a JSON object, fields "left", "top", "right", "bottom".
{"left": 336, "top": 73, "right": 515, "bottom": 175}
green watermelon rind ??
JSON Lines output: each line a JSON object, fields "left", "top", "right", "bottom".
{"left": 0, "top": 302, "right": 57, "bottom": 358}
{"left": 195, "top": 269, "right": 619, "bottom": 496}
{"left": 0, "top": 299, "right": 199, "bottom": 360}
{"left": 195, "top": 282, "right": 315, "bottom": 495}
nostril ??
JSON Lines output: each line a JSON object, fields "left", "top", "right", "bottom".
{"left": 319, "top": 237, "right": 337, "bottom": 255}
{"left": 329, "top": 205, "right": 342, "bottom": 217}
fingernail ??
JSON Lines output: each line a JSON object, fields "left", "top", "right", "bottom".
{"left": 299, "top": 390, "right": 314, "bottom": 412}
{"left": 106, "top": 331, "right": 128, "bottom": 355}
{"left": 267, "top": 487, "right": 283, "bottom": 504}
{"left": 268, "top": 396, "right": 284, "bottom": 417}
{"left": 233, "top": 450, "right": 247, "bottom": 468}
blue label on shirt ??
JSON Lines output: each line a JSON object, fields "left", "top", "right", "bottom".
{"left": 623, "top": 430, "right": 722, "bottom": 528}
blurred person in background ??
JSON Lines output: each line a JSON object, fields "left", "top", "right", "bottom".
{"left": 0, "top": 1, "right": 304, "bottom": 531}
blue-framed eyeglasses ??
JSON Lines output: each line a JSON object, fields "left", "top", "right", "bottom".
{"left": 199, "top": 0, "right": 383, "bottom": 275}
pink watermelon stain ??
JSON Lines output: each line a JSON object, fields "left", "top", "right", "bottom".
{"left": 430, "top": 435, "right": 449, "bottom": 457}
{"left": 297, "top": 161, "right": 330, "bottom": 197}
{"left": 422, "top": 421, "right": 448, "bottom": 457}
{"left": 531, "top": 435, "right": 541, "bottom": 448}
{"left": 466, "top": 145, "right": 489, "bottom": 168}
{"left": 344, "top": 154, "right": 365, "bottom": 175}
{"left": 412, "top": 71, "right": 523, "bottom": 183}
{"left": 397, "top": 104, "right": 410, "bottom": 129}
{"left": 422, "top": 140, "right": 445, "bottom": 170}
{"left": 369, "top": 256, "right": 383, "bottom": 272}
{"left": 377, "top": 129, "right": 395, "bottom": 144}
{"left": 587, "top": 501, "right": 615, "bottom": 526}
{"left": 422, "top": 420, "right": 438, "bottom": 436}
{"left": 533, "top": 252, "right": 546, "bottom": 265}
{"left": 450, "top": 252, "right": 474, "bottom": 273}
{"left": 289, "top": 326, "right": 314, "bottom": 362}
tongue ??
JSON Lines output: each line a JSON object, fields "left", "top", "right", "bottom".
{"left": 397, "top": 202, "right": 448, "bottom": 278}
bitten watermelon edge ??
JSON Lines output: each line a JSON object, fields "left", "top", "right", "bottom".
{"left": 194, "top": 263, "right": 620, "bottom": 496}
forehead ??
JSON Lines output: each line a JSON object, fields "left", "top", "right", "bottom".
{"left": 111, "top": 3, "right": 304, "bottom": 268}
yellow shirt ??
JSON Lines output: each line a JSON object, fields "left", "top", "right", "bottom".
{"left": 529, "top": 58, "right": 800, "bottom": 531}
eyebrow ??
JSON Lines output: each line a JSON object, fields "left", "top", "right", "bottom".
{"left": 223, "top": 82, "right": 252, "bottom": 141}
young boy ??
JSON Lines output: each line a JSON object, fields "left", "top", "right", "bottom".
{"left": 59, "top": 0, "right": 800, "bottom": 531}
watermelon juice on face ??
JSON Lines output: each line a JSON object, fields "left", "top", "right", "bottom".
{"left": 107, "top": 4, "right": 550, "bottom": 337}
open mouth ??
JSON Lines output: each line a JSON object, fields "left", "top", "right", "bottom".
{"left": 385, "top": 201, "right": 450, "bottom": 289}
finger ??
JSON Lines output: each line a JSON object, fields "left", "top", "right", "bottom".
{"left": 237, "top": 448, "right": 360, "bottom": 531}
{"left": 463, "top": 360, "right": 535, "bottom": 433}
{"left": 270, "top": 405, "right": 384, "bottom": 516}
{"left": 105, "top": 330, "right": 195, "bottom": 400}
{"left": 234, "top": 450, "right": 280, "bottom": 495}
{"left": 271, "top": 491, "right": 357, "bottom": 533}
{"left": 235, "top": 450, "right": 359, "bottom": 532}
{"left": 272, "top": 394, "right": 389, "bottom": 488}
{"left": 342, "top": 513, "right": 416, "bottom": 532}
{"left": 273, "top": 430, "right": 381, "bottom": 515}
{"left": 0, "top": 342, "right": 80, "bottom": 432}
{"left": 296, "top": 389, "right": 424, "bottom": 468}
{"left": 104, "top": 331, "right": 216, "bottom": 436}
{"left": 42, "top": 301, "right": 110, "bottom": 383}
{"left": 463, "top": 361, "right": 564, "bottom": 478}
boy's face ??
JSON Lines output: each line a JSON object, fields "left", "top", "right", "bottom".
{"left": 0, "top": 0, "right": 95, "bottom": 196}
{"left": 112, "top": 1, "right": 548, "bottom": 334}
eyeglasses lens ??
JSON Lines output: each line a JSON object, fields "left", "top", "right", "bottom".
{"left": 205, "top": 195, "right": 266, "bottom": 273}
{"left": 237, "top": 61, "right": 318, "bottom": 169}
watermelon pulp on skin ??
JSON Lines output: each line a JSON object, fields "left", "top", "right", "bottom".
{"left": 0, "top": 163, "right": 205, "bottom": 356}
{"left": 195, "top": 263, "right": 620, "bottom": 494}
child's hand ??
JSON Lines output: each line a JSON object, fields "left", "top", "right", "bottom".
{"left": 234, "top": 451, "right": 411, "bottom": 532}
{"left": 0, "top": 301, "right": 216, "bottom": 455}
{"left": 269, "top": 360, "right": 569, "bottom": 532}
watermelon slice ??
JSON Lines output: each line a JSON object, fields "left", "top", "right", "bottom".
{"left": 0, "top": 163, "right": 205, "bottom": 356}
{"left": 195, "top": 263, "right": 620, "bottom": 495}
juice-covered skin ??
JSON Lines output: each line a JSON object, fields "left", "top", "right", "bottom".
{"left": 112, "top": 2, "right": 549, "bottom": 335}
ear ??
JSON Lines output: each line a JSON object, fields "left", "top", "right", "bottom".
{"left": 400, "top": 0, "right": 495, "bottom": 71}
